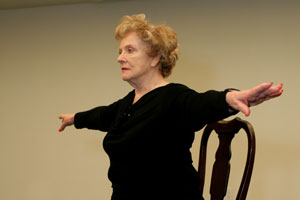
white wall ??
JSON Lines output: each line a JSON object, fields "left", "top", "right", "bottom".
{"left": 0, "top": 0, "right": 299, "bottom": 199}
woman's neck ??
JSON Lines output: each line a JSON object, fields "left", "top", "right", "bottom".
{"left": 128, "top": 75, "right": 169, "bottom": 104}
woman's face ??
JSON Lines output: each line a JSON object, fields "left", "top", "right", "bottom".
{"left": 117, "top": 32, "right": 159, "bottom": 82}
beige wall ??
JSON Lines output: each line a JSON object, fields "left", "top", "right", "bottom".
{"left": 0, "top": 0, "right": 299, "bottom": 199}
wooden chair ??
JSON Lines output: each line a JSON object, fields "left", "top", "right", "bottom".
{"left": 198, "top": 117, "right": 256, "bottom": 200}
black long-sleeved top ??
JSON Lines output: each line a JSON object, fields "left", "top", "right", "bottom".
{"left": 74, "top": 83, "right": 237, "bottom": 200}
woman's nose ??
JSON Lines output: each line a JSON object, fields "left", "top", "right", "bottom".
{"left": 117, "top": 53, "right": 126, "bottom": 64}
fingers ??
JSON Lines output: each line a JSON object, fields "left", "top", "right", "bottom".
{"left": 228, "top": 82, "right": 283, "bottom": 116}
{"left": 237, "top": 102, "right": 251, "bottom": 117}
{"left": 244, "top": 110, "right": 250, "bottom": 117}
{"left": 257, "top": 83, "right": 283, "bottom": 100}
{"left": 58, "top": 113, "right": 75, "bottom": 132}
{"left": 58, "top": 115, "right": 65, "bottom": 132}
{"left": 58, "top": 114, "right": 68, "bottom": 132}
{"left": 248, "top": 82, "right": 283, "bottom": 105}
{"left": 252, "top": 82, "right": 273, "bottom": 94}
{"left": 59, "top": 124, "right": 65, "bottom": 132}
{"left": 270, "top": 83, "right": 284, "bottom": 97}
{"left": 269, "top": 89, "right": 283, "bottom": 97}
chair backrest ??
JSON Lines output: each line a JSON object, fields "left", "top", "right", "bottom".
{"left": 198, "top": 117, "right": 256, "bottom": 200}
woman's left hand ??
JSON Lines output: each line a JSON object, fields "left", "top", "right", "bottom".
{"left": 226, "top": 82, "right": 284, "bottom": 116}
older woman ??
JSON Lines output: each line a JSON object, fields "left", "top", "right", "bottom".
{"left": 58, "top": 14, "right": 283, "bottom": 200}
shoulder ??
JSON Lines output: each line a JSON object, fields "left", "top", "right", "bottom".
{"left": 164, "top": 83, "right": 198, "bottom": 98}
{"left": 166, "top": 83, "right": 194, "bottom": 92}
{"left": 158, "top": 83, "right": 199, "bottom": 107}
{"left": 113, "top": 89, "right": 135, "bottom": 104}
{"left": 103, "top": 90, "right": 135, "bottom": 113}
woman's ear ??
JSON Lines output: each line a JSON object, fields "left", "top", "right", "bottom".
{"left": 151, "top": 55, "right": 161, "bottom": 67}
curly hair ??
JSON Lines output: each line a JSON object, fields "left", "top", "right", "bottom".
{"left": 115, "top": 14, "right": 179, "bottom": 78}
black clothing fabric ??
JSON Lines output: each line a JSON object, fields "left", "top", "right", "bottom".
{"left": 74, "top": 83, "right": 237, "bottom": 200}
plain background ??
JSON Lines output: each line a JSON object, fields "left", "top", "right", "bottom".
{"left": 0, "top": 0, "right": 299, "bottom": 199}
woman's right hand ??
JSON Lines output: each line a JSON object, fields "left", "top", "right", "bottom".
{"left": 58, "top": 113, "right": 75, "bottom": 132}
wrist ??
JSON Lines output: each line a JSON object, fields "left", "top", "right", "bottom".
{"left": 225, "top": 89, "right": 240, "bottom": 113}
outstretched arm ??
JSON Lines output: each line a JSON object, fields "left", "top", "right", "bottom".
{"left": 226, "top": 82, "right": 283, "bottom": 116}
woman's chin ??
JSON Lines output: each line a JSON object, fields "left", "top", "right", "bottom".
{"left": 121, "top": 74, "right": 130, "bottom": 81}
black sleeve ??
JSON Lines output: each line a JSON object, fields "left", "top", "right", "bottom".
{"left": 173, "top": 85, "right": 238, "bottom": 131}
{"left": 74, "top": 101, "right": 119, "bottom": 132}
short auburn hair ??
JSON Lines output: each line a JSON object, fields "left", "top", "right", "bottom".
{"left": 115, "top": 14, "right": 179, "bottom": 78}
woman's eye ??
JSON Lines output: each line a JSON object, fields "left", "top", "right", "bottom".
{"left": 128, "top": 48, "right": 134, "bottom": 53}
